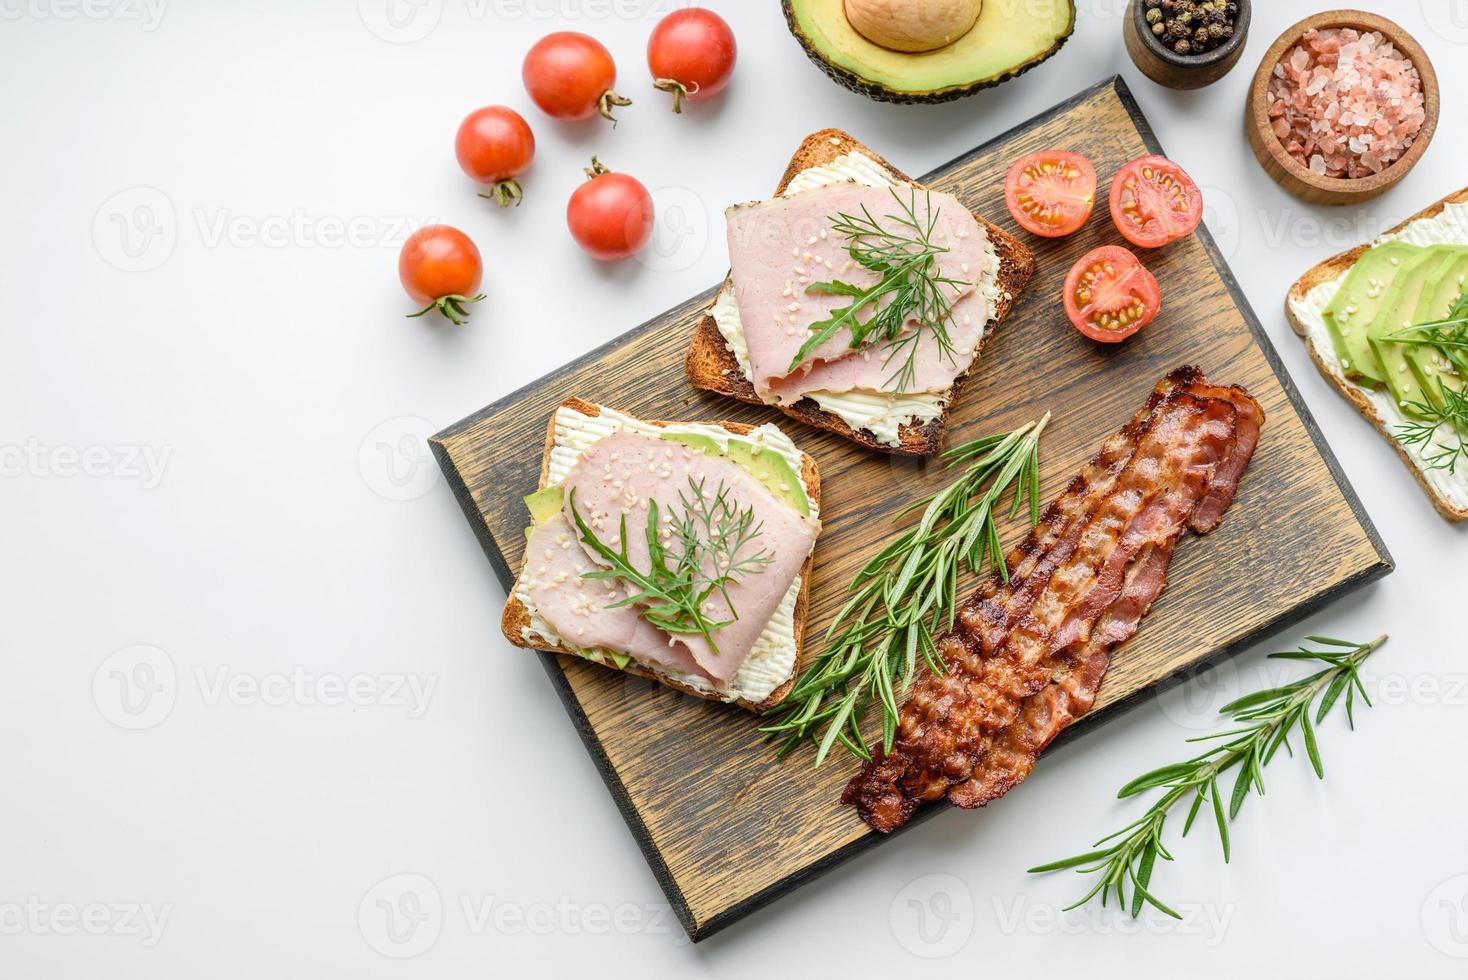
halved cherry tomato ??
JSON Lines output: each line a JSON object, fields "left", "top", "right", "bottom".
{"left": 1004, "top": 150, "right": 1096, "bottom": 238}
{"left": 455, "top": 105, "right": 535, "bottom": 207}
{"left": 399, "top": 225, "right": 484, "bottom": 325}
{"left": 1063, "top": 246, "right": 1159, "bottom": 343}
{"left": 648, "top": 8, "right": 737, "bottom": 113}
{"left": 1109, "top": 155, "right": 1203, "bottom": 248}
{"left": 567, "top": 157, "right": 654, "bottom": 261}
{"left": 522, "top": 32, "right": 630, "bottom": 124}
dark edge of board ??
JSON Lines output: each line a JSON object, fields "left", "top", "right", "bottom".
{"left": 428, "top": 73, "right": 1394, "bottom": 944}
{"left": 427, "top": 435, "right": 702, "bottom": 940}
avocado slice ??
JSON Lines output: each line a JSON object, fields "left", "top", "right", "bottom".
{"left": 522, "top": 486, "right": 564, "bottom": 525}
{"left": 784, "top": 0, "right": 1074, "bottom": 104}
{"left": 726, "top": 440, "right": 811, "bottom": 518}
{"left": 1323, "top": 241, "right": 1420, "bottom": 385}
{"left": 1404, "top": 254, "right": 1468, "bottom": 412}
{"left": 660, "top": 431, "right": 723, "bottom": 457}
{"left": 1367, "top": 249, "right": 1460, "bottom": 413}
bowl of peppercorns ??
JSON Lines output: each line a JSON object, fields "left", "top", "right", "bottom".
{"left": 1124, "top": 0, "right": 1251, "bottom": 90}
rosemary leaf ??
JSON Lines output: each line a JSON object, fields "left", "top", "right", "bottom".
{"left": 762, "top": 415, "right": 1049, "bottom": 764}
{"left": 1029, "top": 634, "right": 1387, "bottom": 919}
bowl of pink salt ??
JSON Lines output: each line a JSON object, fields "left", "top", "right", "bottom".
{"left": 1247, "top": 10, "right": 1439, "bottom": 205}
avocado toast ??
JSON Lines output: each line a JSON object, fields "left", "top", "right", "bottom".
{"left": 502, "top": 399, "right": 823, "bottom": 711}
{"left": 1286, "top": 187, "right": 1468, "bottom": 521}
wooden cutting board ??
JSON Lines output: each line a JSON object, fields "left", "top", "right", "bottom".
{"left": 430, "top": 76, "right": 1391, "bottom": 942}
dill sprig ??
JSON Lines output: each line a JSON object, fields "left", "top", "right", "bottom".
{"left": 1397, "top": 381, "right": 1468, "bottom": 473}
{"left": 1382, "top": 286, "right": 1468, "bottom": 471}
{"left": 569, "top": 477, "right": 772, "bottom": 653}
{"left": 789, "top": 187, "right": 967, "bottom": 393}
{"left": 1029, "top": 634, "right": 1386, "bottom": 919}
{"left": 762, "top": 417, "right": 1048, "bottom": 764}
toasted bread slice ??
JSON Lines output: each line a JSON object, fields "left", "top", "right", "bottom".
{"left": 500, "top": 398, "right": 822, "bottom": 711}
{"left": 685, "top": 128, "right": 1035, "bottom": 457}
{"left": 1285, "top": 187, "right": 1468, "bottom": 522}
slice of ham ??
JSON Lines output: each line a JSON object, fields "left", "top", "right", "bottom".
{"left": 559, "top": 431, "right": 818, "bottom": 686}
{"left": 763, "top": 289, "right": 989, "bottom": 404}
{"left": 725, "top": 183, "right": 992, "bottom": 401}
{"left": 520, "top": 514, "right": 713, "bottom": 681}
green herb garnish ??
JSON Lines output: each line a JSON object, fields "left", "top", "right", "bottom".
{"left": 762, "top": 417, "right": 1048, "bottom": 764}
{"left": 789, "top": 187, "right": 967, "bottom": 393}
{"left": 1386, "top": 286, "right": 1468, "bottom": 470}
{"left": 568, "top": 477, "right": 772, "bottom": 653}
{"left": 1397, "top": 381, "right": 1468, "bottom": 473}
{"left": 1030, "top": 634, "right": 1386, "bottom": 919}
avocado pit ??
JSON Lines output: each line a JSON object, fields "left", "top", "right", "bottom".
{"left": 843, "top": 0, "right": 983, "bottom": 53}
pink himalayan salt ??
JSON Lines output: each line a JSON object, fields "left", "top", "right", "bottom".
{"left": 1266, "top": 28, "right": 1426, "bottom": 179}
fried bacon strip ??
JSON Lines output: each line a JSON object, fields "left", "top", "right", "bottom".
{"left": 843, "top": 368, "right": 1264, "bottom": 832}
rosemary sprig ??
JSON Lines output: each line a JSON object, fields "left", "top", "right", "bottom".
{"left": 762, "top": 416, "right": 1049, "bottom": 764}
{"left": 1029, "top": 634, "right": 1386, "bottom": 919}
{"left": 789, "top": 187, "right": 966, "bottom": 393}
{"left": 568, "top": 477, "right": 772, "bottom": 652}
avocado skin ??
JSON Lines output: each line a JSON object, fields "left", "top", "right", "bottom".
{"left": 782, "top": 0, "right": 1076, "bottom": 104}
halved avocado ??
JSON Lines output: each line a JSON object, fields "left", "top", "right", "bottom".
{"left": 784, "top": 0, "right": 1075, "bottom": 104}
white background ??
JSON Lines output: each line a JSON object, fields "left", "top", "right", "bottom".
{"left": 4, "top": 1, "right": 1467, "bottom": 976}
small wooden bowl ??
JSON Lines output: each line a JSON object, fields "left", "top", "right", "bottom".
{"left": 1124, "top": 0, "right": 1251, "bottom": 90}
{"left": 1245, "top": 10, "right": 1439, "bottom": 206}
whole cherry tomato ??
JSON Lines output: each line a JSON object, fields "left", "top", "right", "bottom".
{"left": 647, "top": 8, "right": 737, "bottom": 113}
{"left": 566, "top": 157, "right": 654, "bottom": 261}
{"left": 522, "top": 32, "right": 630, "bottom": 124}
{"left": 399, "top": 225, "right": 484, "bottom": 325}
{"left": 455, "top": 105, "right": 535, "bottom": 207}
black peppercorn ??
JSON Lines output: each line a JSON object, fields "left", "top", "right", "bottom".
{"left": 1174, "top": 38, "right": 1191, "bottom": 54}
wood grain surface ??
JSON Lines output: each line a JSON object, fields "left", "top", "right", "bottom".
{"left": 431, "top": 76, "right": 1391, "bottom": 942}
